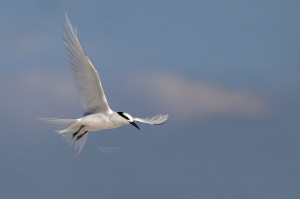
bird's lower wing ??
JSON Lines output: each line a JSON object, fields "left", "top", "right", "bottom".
{"left": 133, "top": 114, "right": 169, "bottom": 125}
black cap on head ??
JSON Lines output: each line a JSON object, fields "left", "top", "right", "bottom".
{"left": 117, "top": 112, "right": 140, "bottom": 130}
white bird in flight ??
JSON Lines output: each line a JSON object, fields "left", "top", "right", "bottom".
{"left": 42, "top": 15, "right": 168, "bottom": 155}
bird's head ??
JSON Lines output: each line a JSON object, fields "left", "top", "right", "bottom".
{"left": 117, "top": 112, "right": 140, "bottom": 130}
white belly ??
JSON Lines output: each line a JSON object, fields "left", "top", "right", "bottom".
{"left": 79, "top": 113, "right": 124, "bottom": 132}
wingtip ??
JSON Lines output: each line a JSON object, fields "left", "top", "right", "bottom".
{"left": 64, "top": 13, "right": 73, "bottom": 28}
{"left": 154, "top": 114, "right": 169, "bottom": 125}
{"left": 162, "top": 113, "right": 169, "bottom": 123}
{"left": 64, "top": 13, "right": 69, "bottom": 20}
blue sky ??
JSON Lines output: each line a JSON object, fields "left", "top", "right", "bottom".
{"left": 0, "top": 0, "right": 300, "bottom": 198}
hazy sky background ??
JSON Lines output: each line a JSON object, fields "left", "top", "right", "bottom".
{"left": 0, "top": 0, "right": 300, "bottom": 198}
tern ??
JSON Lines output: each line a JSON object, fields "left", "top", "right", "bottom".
{"left": 42, "top": 15, "right": 168, "bottom": 155}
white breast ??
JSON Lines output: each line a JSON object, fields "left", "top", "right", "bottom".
{"left": 80, "top": 113, "right": 126, "bottom": 132}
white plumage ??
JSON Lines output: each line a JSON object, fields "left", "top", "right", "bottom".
{"left": 42, "top": 15, "right": 168, "bottom": 155}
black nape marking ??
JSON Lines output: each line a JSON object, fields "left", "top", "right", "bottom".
{"left": 117, "top": 112, "right": 129, "bottom": 120}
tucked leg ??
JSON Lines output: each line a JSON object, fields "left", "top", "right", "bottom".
{"left": 76, "top": 131, "right": 88, "bottom": 141}
{"left": 72, "top": 125, "right": 84, "bottom": 139}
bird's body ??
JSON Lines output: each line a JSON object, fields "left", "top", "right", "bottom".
{"left": 80, "top": 112, "right": 126, "bottom": 131}
{"left": 42, "top": 15, "right": 168, "bottom": 155}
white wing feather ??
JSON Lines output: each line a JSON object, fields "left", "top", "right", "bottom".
{"left": 133, "top": 114, "right": 169, "bottom": 125}
{"left": 62, "top": 14, "right": 111, "bottom": 115}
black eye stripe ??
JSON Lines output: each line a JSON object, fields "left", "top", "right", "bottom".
{"left": 117, "top": 112, "right": 129, "bottom": 120}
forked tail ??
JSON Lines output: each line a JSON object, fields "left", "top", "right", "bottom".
{"left": 40, "top": 118, "right": 88, "bottom": 155}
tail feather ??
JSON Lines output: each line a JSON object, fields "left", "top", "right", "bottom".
{"left": 40, "top": 117, "right": 88, "bottom": 155}
{"left": 39, "top": 118, "right": 77, "bottom": 128}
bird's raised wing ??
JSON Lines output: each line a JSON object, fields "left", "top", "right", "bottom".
{"left": 133, "top": 114, "right": 169, "bottom": 125}
{"left": 62, "top": 15, "right": 111, "bottom": 115}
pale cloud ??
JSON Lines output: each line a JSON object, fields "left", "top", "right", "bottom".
{"left": 1, "top": 71, "right": 268, "bottom": 125}
{"left": 1, "top": 71, "right": 78, "bottom": 124}
{"left": 11, "top": 33, "right": 48, "bottom": 54}
{"left": 20, "top": 71, "right": 76, "bottom": 103}
{"left": 127, "top": 74, "right": 268, "bottom": 120}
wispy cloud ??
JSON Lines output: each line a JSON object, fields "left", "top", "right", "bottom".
{"left": 1, "top": 71, "right": 268, "bottom": 124}
{"left": 127, "top": 74, "right": 268, "bottom": 120}
{"left": 10, "top": 33, "right": 49, "bottom": 55}
{"left": 1, "top": 71, "right": 78, "bottom": 123}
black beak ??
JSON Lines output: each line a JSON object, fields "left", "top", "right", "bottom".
{"left": 130, "top": 121, "right": 140, "bottom": 130}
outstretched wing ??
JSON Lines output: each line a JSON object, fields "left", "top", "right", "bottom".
{"left": 133, "top": 114, "right": 169, "bottom": 125}
{"left": 62, "top": 14, "right": 111, "bottom": 115}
